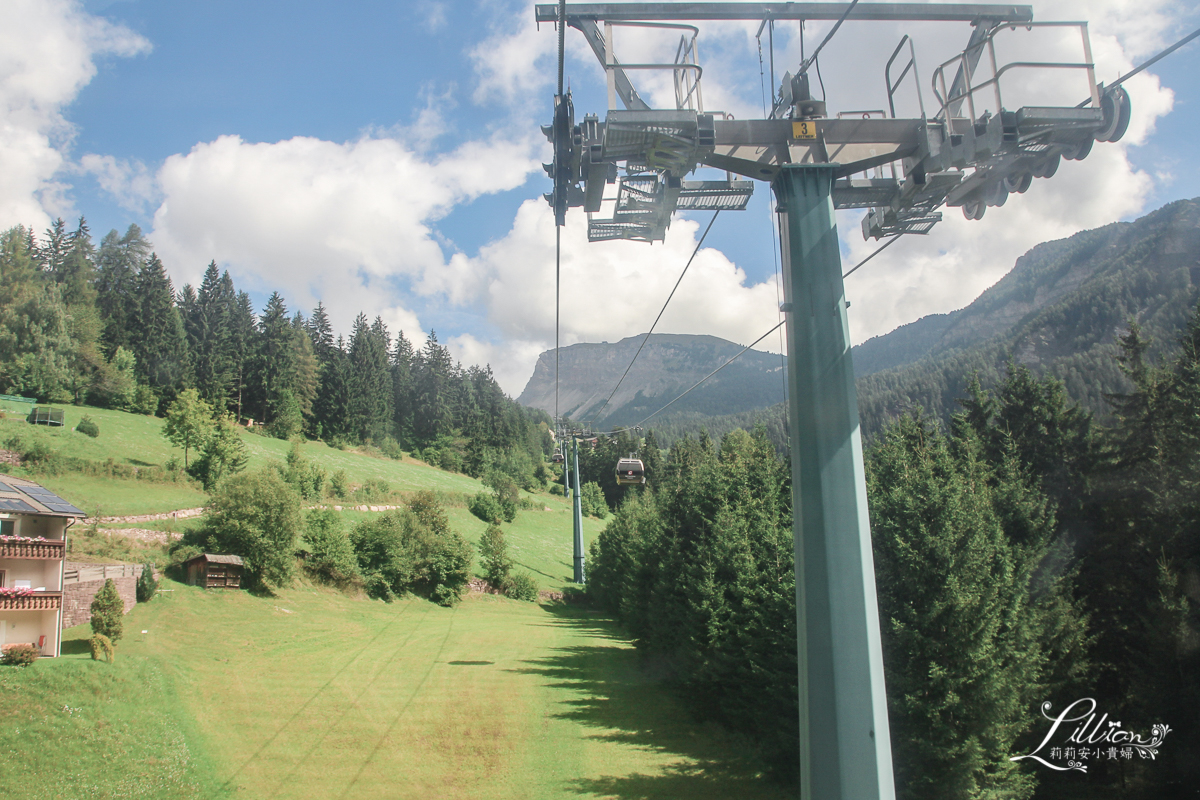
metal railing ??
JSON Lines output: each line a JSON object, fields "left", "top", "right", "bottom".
{"left": 931, "top": 22, "right": 1100, "bottom": 121}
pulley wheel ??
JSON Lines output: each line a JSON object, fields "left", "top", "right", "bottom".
{"left": 1095, "top": 86, "right": 1132, "bottom": 143}
{"left": 1003, "top": 172, "right": 1033, "bottom": 194}
{"left": 1063, "top": 137, "right": 1093, "bottom": 161}
{"left": 1032, "top": 153, "right": 1060, "bottom": 179}
{"left": 962, "top": 198, "right": 986, "bottom": 220}
{"left": 986, "top": 181, "right": 1008, "bottom": 207}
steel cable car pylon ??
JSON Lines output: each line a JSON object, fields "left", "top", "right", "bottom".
{"left": 537, "top": 3, "right": 1151, "bottom": 796}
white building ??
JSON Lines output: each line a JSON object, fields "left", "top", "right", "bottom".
{"left": 0, "top": 475, "right": 86, "bottom": 658}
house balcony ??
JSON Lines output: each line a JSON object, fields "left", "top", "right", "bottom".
{"left": 0, "top": 539, "right": 65, "bottom": 560}
{"left": 0, "top": 591, "right": 62, "bottom": 611}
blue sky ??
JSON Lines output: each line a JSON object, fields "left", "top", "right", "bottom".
{"left": 3, "top": 0, "right": 1198, "bottom": 393}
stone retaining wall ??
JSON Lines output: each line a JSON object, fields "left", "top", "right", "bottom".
{"left": 62, "top": 576, "right": 136, "bottom": 629}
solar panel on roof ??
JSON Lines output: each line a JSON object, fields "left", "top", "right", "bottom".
{"left": 0, "top": 482, "right": 13, "bottom": 493}
{"left": 0, "top": 498, "right": 36, "bottom": 512}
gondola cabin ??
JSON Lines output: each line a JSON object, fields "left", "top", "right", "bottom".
{"left": 183, "top": 554, "right": 244, "bottom": 589}
{"left": 615, "top": 458, "right": 646, "bottom": 486}
{"left": 551, "top": 452, "right": 565, "bottom": 464}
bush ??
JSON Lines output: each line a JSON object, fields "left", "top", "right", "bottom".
{"left": 468, "top": 491, "right": 502, "bottom": 524}
{"left": 131, "top": 384, "right": 159, "bottom": 415}
{"left": 304, "top": 509, "right": 359, "bottom": 584}
{"left": 351, "top": 494, "right": 472, "bottom": 606}
{"left": 136, "top": 562, "right": 157, "bottom": 602}
{"left": 90, "top": 578, "right": 124, "bottom": 643}
{"left": 478, "top": 523, "right": 512, "bottom": 588}
{"left": 483, "top": 470, "right": 519, "bottom": 523}
{"left": 192, "top": 469, "right": 303, "bottom": 589}
{"left": 2, "top": 643, "right": 41, "bottom": 666}
{"left": 188, "top": 415, "right": 248, "bottom": 490}
{"left": 355, "top": 478, "right": 391, "bottom": 503}
{"left": 329, "top": 469, "right": 349, "bottom": 500}
{"left": 503, "top": 572, "right": 539, "bottom": 602}
{"left": 283, "top": 441, "right": 326, "bottom": 500}
{"left": 89, "top": 634, "right": 115, "bottom": 663}
{"left": 75, "top": 415, "right": 100, "bottom": 438}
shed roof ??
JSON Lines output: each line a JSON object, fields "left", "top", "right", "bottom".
{"left": 183, "top": 553, "right": 245, "bottom": 567}
{"left": 0, "top": 473, "right": 86, "bottom": 518}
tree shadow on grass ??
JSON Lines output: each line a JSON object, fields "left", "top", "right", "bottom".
{"left": 512, "top": 558, "right": 567, "bottom": 583}
{"left": 61, "top": 638, "right": 92, "bottom": 655}
{"left": 510, "top": 603, "right": 796, "bottom": 800}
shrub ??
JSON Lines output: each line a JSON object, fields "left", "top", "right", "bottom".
{"left": 283, "top": 441, "right": 326, "bottom": 500}
{"left": 356, "top": 478, "right": 391, "bottom": 503}
{"left": 329, "top": 469, "right": 349, "bottom": 500}
{"left": 136, "top": 562, "right": 157, "bottom": 603}
{"left": 193, "top": 469, "right": 303, "bottom": 589}
{"left": 468, "top": 491, "right": 502, "bottom": 524}
{"left": 2, "top": 643, "right": 41, "bottom": 666}
{"left": 503, "top": 572, "right": 539, "bottom": 602}
{"left": 304, "top": 509, "right": 359, "bottom": 584}
{"left": 351, "top": 496, "right": 472, "bottom": 606}
{"left": 75, "top": 415, "right": 100, "bottom": 438}
{"left": 483, "top": 470, "right": 519, "bottom": 523}
{"left": 131, "top": 384, "right": 159, "bottom": 415}
{"left": 479, "top": 523, "right": 512, "bottom": 588}
{"left": 89, "top": 634, "right": 115, "bottom": 663}
{"left": 90, "top": 578, "right": 124, "bottom": 643}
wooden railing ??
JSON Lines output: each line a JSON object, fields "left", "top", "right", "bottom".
{"left": 0, "top": 591, "right": 62, "bottom": 611}
{"left": 0, "top": 539, "right": 65, "bottom": 560}
{"left": 63, "top": 562, "right": 144, "bottom": 584}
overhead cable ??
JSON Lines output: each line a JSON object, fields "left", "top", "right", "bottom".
{"left": 1076, "top": 26, "right": 1200, "bottom": 107}
{"left": 585, "top": 210, "right": 721, "bottom": 425}
{"left": 635, "top": 320, "right": 786, "bottom": 427}
{"left": 843, "top": 234, "right": 901, "bottom": 279}
{"left": 797, "top": 0, "right": 859, "bottom": 77}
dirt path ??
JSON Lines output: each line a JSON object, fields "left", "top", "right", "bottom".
{"left": 95, "top": 507, "right": 207, "bottom": 525}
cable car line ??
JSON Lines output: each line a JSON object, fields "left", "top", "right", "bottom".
{"left": 842, "top": 233, "right": 901, "bottom": 279}
{"left": 584, "top": 209, "right": 721, "bottom": 427}
{"left": 1075, "top": 26, "right": 1200, "bottom": 108}
{"left": 634, "top": 320, "right": 786, "bottom": 427}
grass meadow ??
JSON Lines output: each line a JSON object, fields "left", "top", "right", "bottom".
{"left": 1, "top": 584, "right": 793, "bottom": 800}
{"left": 0, "top": 403, "right": 792, "bottom": 798}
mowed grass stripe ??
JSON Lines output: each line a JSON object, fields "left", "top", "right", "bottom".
{"left": 53, "top": 583, "right": 792, "bottom": 800}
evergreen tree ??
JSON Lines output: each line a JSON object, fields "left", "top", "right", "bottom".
{"left": 90, "top": 578, "right": 124, "bottom": 642}
{"left": 95, "top": 224, "right": 151, "bottom": 356}
{"left": 131, "top": 253, "right": 189, "bottom": 395}
{"left": 413, "top": 331, "right": 454, "bottom": 442}
{"left": 478, "top": 522, "right": 512, "bottom": 589}
{"left": 392, "top": 330, "right": 416, "bottom": 445}
{"left": 0, "top": 227, "right": 77, "bottom": 401}
{"left": 314, "top": 337, "right": 351, "bottom": 440}
{"left": 252, "top": 292, "right": 296, "bottom": 424}
{"left": 185, "top": 262, "right": 237, "bottom": 408}
{"left": 136, "top": 562, "right": 157, "bottom": 603}
{"left": 347, "top": 313, "right": 393, "bottom": 442}
{"left": 229, "top": 290, "right": 257, "bottom": 421}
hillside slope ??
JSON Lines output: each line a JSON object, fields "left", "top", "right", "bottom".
{"left": 518, "top": 333, "right": 786, "bottom": 428}
{"left": 854, "top": 197, "right": 1200, "bottom": 434}
{"left": 651, "top": 198, "right": 1200, "bottom": 446}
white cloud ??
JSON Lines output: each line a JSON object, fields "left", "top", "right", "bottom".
{"left": 456, "top": 198, "right": 783, "bottom": 393}
{"left": 149, "top": 130, "right": 539, "bottom": 341}
{"left": 78, "top": 153, "right": 156, "bottom": 213}
{"left": 0, "top": 0, "right": 149, "bottom": 230}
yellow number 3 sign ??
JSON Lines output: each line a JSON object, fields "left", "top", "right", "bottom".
{"left": 792, "top": 120, "right": 818, "bottom": 139}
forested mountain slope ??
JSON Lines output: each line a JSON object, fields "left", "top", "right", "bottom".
{"left": 854, "top": 198, "right": 1200, "bottom": 434}
{"left": 518, "top": 333, "right": 787, "bottom": 428}
{"left": 650, "top": 198, "right": 1200, "bottom": 445}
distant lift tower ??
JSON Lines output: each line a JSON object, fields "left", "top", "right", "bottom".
{"left": 538, "top": 3, "right": 1131, "bottom": 798}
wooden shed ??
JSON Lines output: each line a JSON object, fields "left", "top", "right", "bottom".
{"left": 183, "top": 554, "right": 244, "bottom": 589}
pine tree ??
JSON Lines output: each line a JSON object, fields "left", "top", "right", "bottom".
{"left": 229, "top": 290, "right": 257, "bottom": 421}
{"left": 185, "top": 262, "right": 236, "bottom": 408}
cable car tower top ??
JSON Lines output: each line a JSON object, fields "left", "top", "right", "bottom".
{"left": 538, "top": 1, "right": 1130, "bottom": 242}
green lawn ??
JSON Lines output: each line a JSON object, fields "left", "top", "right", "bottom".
{"left": 2, "top": 585, "right": 792, "bottom": 800}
